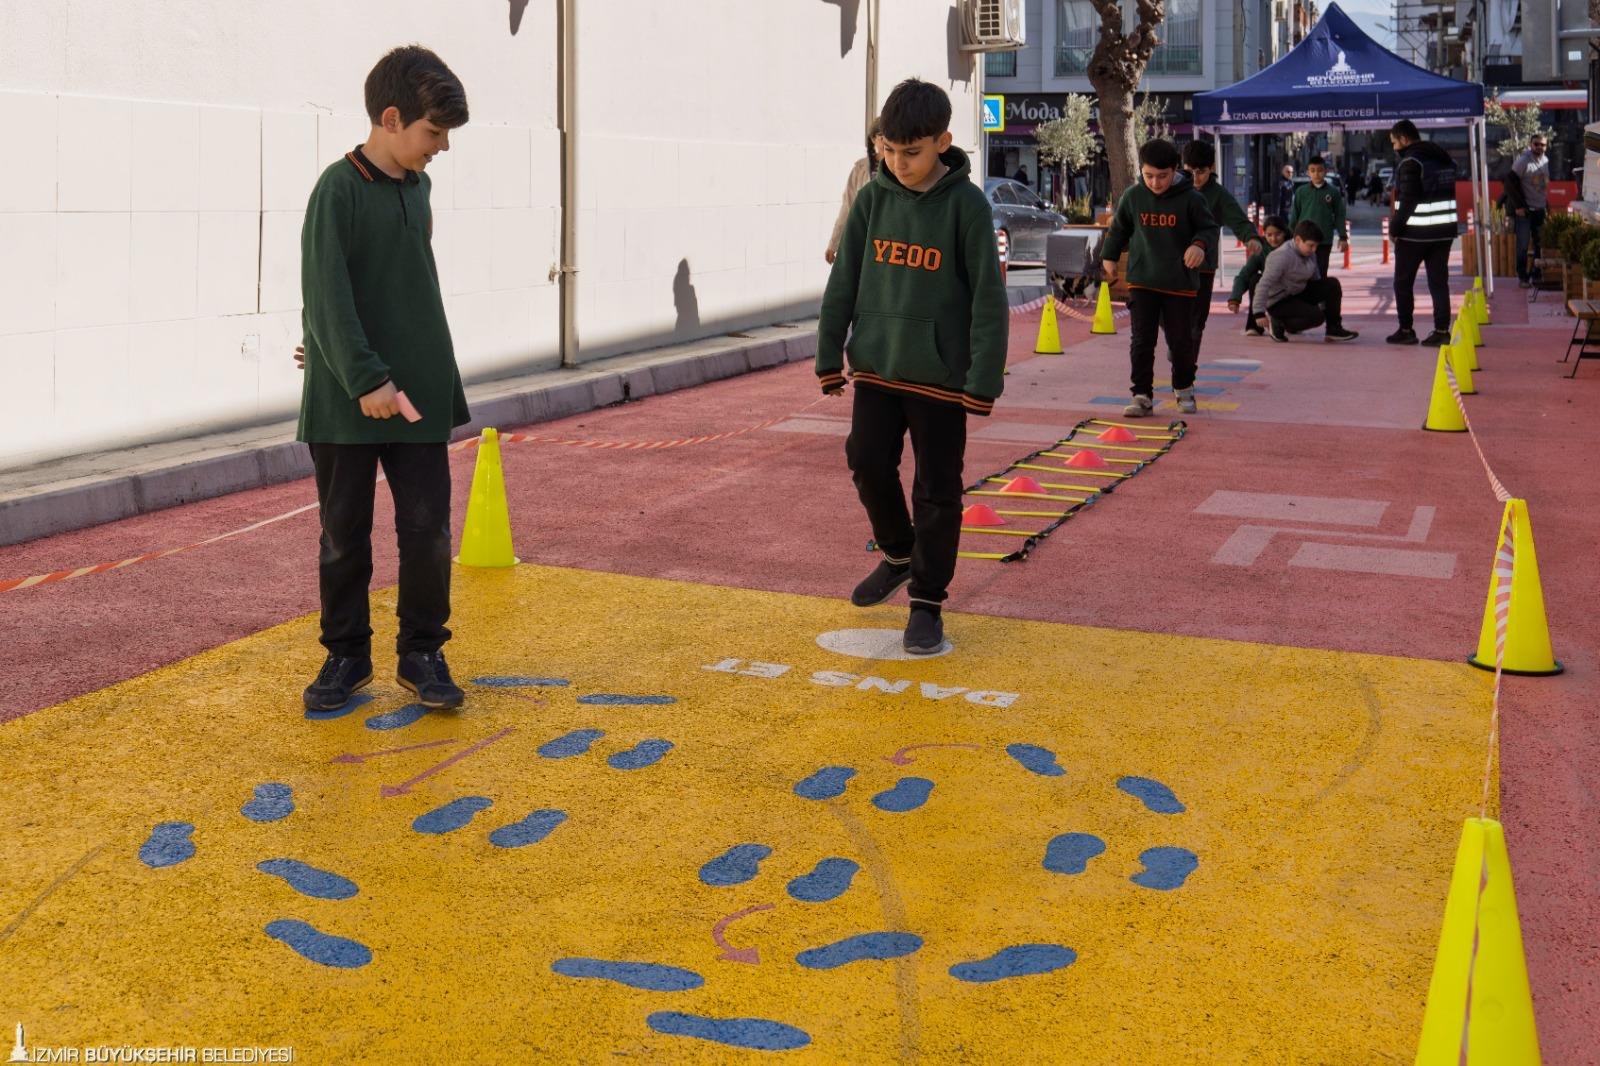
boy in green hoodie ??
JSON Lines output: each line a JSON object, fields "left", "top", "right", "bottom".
{"left": 1289, "top": 155, "right": 1348, "bottom": 278}
{"left": 1100, "top": 139, "right": 1218, "bottom": 418}
{"left": 816, "top": 78, "right": 1008, "bottom": 655}
{"left": 1180, "top": 140, "right": 1260, "bottom": 368}
{"left": 1228, "top": 215, "right": 1289, "bottom": 335}
{"left": 296, "top": 46, "right": 472, "bottom": 712}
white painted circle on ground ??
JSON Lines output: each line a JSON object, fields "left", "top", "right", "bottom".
{"left": 816, "top": 628, "right": 953, "bottom": 661}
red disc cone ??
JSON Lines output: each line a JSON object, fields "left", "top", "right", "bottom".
{"left": 962, "top": 503, "right": 1007, "bottom": 526}
{"left": 1096, "top": 425, "right": 1138, "bottom": 442}
{"left": 1064, "top": 449, "right": 1110, "bottom": 469}
{"left": 1000, "top": 476, "right": 1044, "bottom": 494}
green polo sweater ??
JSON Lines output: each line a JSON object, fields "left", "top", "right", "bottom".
{"left": 1100, "top": 180, "right": 1217, "bottom": 296}
{"left": 1193, "top": 177, "right": 1258, "bottom": 273}
{"left": 1289, "top": 181, "right": 1348, "bottom": 245}
{"left": 297, "top": 148, "right": 470, "bottom": 444}
{"left": 816, "top": 147, "right": 1008, "bottom": 415}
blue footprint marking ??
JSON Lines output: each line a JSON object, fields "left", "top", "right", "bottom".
{"left": 240, "top": 783, "right": 294, "bottom": 823}
{"left": 304, "top": 691, "right": 374, "bottom": 722}
{"left": 412, "top": 796, "right": 494, "bottom": 835}
{"left": 1131, "top": 847, "right": 1199, "bottom": 890}
{"left": 364, "top": 703, "right": 428, "bottom": 731}
{"left": 647, "top": 1012, "right": 810, "bottom": 1052}
{"left": 257, "top": 859, "right": 358, "bottom": 900}
{"left": 538, "top": 729, "right": 605, "bottom": 759}
{"left": 950, "top": 944, "right": 1078, "bottom": 983}
{"left": 138, "top": 822, "right": 195, "bottom": 869}
{"left": 264, "top": 919, "right": 371, "bottom": 969}
{"left": 872, "top": 777, "right": 934, "bottom": 813}
{"left": 489, "top": 809, "right": 567, "bottom": 848}
{"left": 699, "top": 844, "right": 771, "bottom": 887}
{"left": 793, "top": 766, "right": 856, "bottom": 801}
{"left": 551, "top": 958, "right": 704, "bottom": 992}
{"left": 795, "top": 932, "right": 923, "bottom": 970}
{"left": 578, "top": 694, "right": 677, "bottom": 706}
{"left": 1117, "top": 776, "right": 1186, "bottom": 814}
{"left": 1042, "top": 833, "right": 1106, "bottom": 875}
{"left": 787, "top": 859, "right": 859, "bottom": 904}
{"left": 1007, "top": 744, "right": 1066, "bottom": 778}
{"left": 608, "top": 739, "right": 673, "bottom": 770}
{"left": 472, "top": 676, "right": 570, "bottom": 688}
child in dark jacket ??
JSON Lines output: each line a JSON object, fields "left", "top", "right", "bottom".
{"left": 1228, "top": 215, "right": 1288, "bottom": 335}
{"left": 816, "top": 78, "right": 1008, "bottom": 654}
{"left": 1100, "top": 140, "right": 1217, "bottom": 418}
{"left": 1180, "top": 140, "right": 1260, "bottom": 368}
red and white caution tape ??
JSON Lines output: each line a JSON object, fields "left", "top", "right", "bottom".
{"left": 1443, "top": 362, "right": 1513, "bottom": 504}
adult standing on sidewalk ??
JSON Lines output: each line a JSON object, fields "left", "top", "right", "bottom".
{"left": 1386, "top": 120, "right": 1456, "bottom": 346}
{"left": 825, "top": 120, "right": 881, "bottom": 264}
{"left": 1275, "top": 163, "right": 1296, "bottom": 220}
{"left": 1506, "top": 134, "right": 1549, "bottom": 288}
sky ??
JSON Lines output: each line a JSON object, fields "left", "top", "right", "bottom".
{"left": 1334, "top": 0, "right": 1398, "bottom": 50}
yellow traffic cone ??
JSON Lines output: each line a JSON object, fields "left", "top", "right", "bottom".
{"left": 1446, "top": 341, "right": 1476, "bottom": 395}
{"left": 1414, "top": 818, "right": 1541, "bottom": 1065}
{"left": 1468, "top": 498, "right": 1562, "bottom": 675}
{"left": 1461, "top": 300, "right": 1483, "bottom": 349}
{"left": 454, "top": 428, "right": 519, "bottom": 568}
{"left": 1471, "top": 285, "right": 1491, "bottom": 326}
{"left": 1090, "top": 281, "right": 1117, "bottom": 334}
{"left": 1423, "top": 348, "right": 1467, "bottom": 432}
{"left": 1034, "top": 297, "right": 1063, "bottom": 354}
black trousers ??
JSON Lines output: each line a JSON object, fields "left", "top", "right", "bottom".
{"left": 309, "top": 441, "right": 453, "bottom": 658}
{"left": 1394, "top": 240, "right": 1453, "bottom": 332}
{"left": 1191, "top": 271, "right": 1216, "bottom": 355}
{"left": 1268, "top": 277, "right": 1345, "bottom": 334}
{"left": 1314, "top": 243, "right": 1333, "bottom": 278}
{"left": 1129, "top": 287, "right": 1197, "bottom": 397}
{"left": 846, "top": 386, "right": 966, "bottom": 606}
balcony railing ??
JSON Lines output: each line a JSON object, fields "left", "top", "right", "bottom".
{"left": 1055, "top": 43, "right": 1201, "bottom": 77}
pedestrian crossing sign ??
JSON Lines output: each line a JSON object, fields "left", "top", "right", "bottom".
{"left": 982, "top": 95, "right": 1005, "bottom": 133}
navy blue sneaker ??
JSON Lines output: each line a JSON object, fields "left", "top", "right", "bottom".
{"left": 303, "top": 655, "right": 373, "bottom": 712}
{"left": 903, "top": 607, "right": 945, "bottom": 655}
{"left": 398, "top": 651, "right": 465, "bottom": 710}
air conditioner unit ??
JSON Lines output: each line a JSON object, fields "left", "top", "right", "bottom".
{"left": 960, "top": 0, "right": 1026, "bottom": 52}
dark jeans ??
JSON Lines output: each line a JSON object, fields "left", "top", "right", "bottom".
{"left": 1314, "top": 243, "right": 1333, "bottom": 277}
{"left": 1514, "top": 209, "right": 1546, "bottom": 281}
{"left": 1268, "top": 276, "right": 1345, "bottom": 334}
{"left": 1394, "top": 240, "right": 1453, "bottom": 332}
{"left": 309, "top": 441, "right": 453, "bottom": 659}
{"left": 846, "top": 386, "right": 966, "bottom": 607}
{"left": 1192, "top": 271, "right": 1215, "bottom": 353}
{"left": 1128, "top": 287, "right": 1197, "bottom": 397}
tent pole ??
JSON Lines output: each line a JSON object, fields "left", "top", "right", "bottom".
{"left": 1467, "top": 114, "right": 1482, "bottom": 295}
{"left": 1479, "top": 118, "right": 1495, "bottom": 299}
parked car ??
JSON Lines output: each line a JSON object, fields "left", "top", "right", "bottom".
{"left": 985, "top": 178, "right": 1065, "bottom": 263}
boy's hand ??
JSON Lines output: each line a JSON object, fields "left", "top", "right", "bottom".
{"left": 1100, "top": 260, "right": 1116, "bottom": 285}
{"left": 1182, "top": 246, "right": 1204, "bottom": 269}
{"left": 1245, "top": 239, "right": 1263, "bottom": 257}
{"left": 293, "top": 345, "right": 306, "bottom": 370}
{"left": 1337, "top": 238, "right": 1348, "bottom": 251}
{"left": 1227, "top": 299, "right": 1240, "bottom": 314}
{"left": 360, "top": 381, "right": 402, "bottom": 419}
{"left": 825, "top": 249, "right": 837, "bottom": 264}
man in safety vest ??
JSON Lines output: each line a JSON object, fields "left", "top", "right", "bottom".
{"left": 1386, "top": 119, "right": 1457, "bottom": 346}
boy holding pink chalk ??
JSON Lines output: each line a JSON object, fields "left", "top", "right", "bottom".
{"left": 296, "top": 45, "right": 472, "bottom": 712}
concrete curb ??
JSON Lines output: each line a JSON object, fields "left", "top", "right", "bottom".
{"left": 0, "top": 321, "right": 820, "bottom": 547}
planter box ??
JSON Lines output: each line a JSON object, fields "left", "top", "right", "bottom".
{"left": 1460, "top": 231, "right": 1518, "bottom": 277}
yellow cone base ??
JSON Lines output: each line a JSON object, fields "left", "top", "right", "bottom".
{"left": 455, "top": 427, "right": 520, "bottom": 568}
{"left": 1466, "top": 498, "right": 1562, "bottom": 675}
{"left": 1034, "top": 297, "right": 1063, "bottom": 354}
{"left": 1090, "top": 282, "right": 1116, "bottom": 334}
{"left": 1447, "top": 342, "right": 1476, "bottom": 395}
{"left": 1422, "top": 349, "right": 1467, "bottom": 432}
{"left": 1414, "top": 818, "right": 1542, "bottom": 1065}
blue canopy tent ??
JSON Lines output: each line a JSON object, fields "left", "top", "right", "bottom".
{"left": 1193, "top": 2, "right": 1492, "bottom": 291}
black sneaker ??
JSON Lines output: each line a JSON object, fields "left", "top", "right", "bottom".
{"left": 398, "top": 650, "right": 465, "bottom": 710}
{"left": 1386, "top": 328, "right": 1419, "bottom": 345}
{"left": 1269, "top": 319, "right": 1288, "bottom": 343}
{"left": 1325, "top": 328, "right": 1359, "bottom": 343}
{"left": 903, "top": 607, "right": 945, "bottom": 655}
{"left": 850, "top": 560, "right": 912, "bottom": 607}
{"left": 1421, "top": 328, "right": 1451, "bottom": 346}
{"left": 303, "top": 654, "right": 373, "bottom": 712}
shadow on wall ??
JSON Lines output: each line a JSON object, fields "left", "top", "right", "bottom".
{"left": 820, "top": 0, "right": 862, "bottom": 57}
{"left": 509, "top": 0, "right": 529, "bottom": 35}
{"left": 945, "top": 5, "right": 973, "bottom": 84}
{"left": 674, "top": 259, "right": 701, "bottom": 336}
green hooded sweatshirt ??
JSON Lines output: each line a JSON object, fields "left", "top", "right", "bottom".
{"left": 1289, "top": 180, "right": 1348, "bottom": 244}
{"left": 1192, "top": 176, "right": 1258, "bottom": 273}
{"left": 1229, "top": 244, "right": 1271, "bottom": 302}
{"left": 1100, "top": 180, "right": 1217, "bottom": 296}
{"left": 816, "top": 146, "right": 1007, "bottom": 415}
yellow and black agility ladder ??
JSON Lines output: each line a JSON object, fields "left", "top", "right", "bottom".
{"left": 957, "top": 418, "right": 1188, "bottom": 562}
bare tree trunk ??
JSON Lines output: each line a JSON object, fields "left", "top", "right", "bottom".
{"left": 1087, "top": 0, "right": 1164, "bottom": 204}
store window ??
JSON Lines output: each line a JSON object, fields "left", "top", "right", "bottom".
{"left": 985, "top": 51, "right": 1018, "bottom": 77}
{"left": 1055, "top": 0, "right": 1096, "bottom": 76}
{"left": 1148, "top": 0, "right": 1203, "bottom": 75}
{"left": 1056, "top": 0, "right": 1203, "bottom": 77}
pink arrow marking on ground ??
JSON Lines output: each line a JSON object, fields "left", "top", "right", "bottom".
{"left": 380, "top": 727, "right": 515, "bottom": 798}
{"left": 883, "top": 743, "right": 983, "bottom": 766}
{"left": 712, "top": 903, "right": 775, "bottom": 964}
{"left": 329, "top": 738, "right": 459, "bottom": 765}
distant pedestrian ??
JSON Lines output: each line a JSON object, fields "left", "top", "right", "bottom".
{"left": 1275, "top": 163, "right": 1296, "bottom": 218}
{"left": 1289, "top": 155, "right": 1348, "bottom": 277}
{"left": 1014, "top": 164, "right": 1030, "bottom": 186}
{"left": 296, "top": 46, "right": 472, "bottom": 713}
{"left": 826, "top": 119, "right": 881, "bottom": 264}
{"left": 1505, "top": 134, "right": 1549, "bottom": 287}
{"left": 1367, "top": 171, "right": 1383, "bottom": 205}
{"left": 1256, "top": 220, "right": 1359, "bottom": 343}
{"left": 816, "top": 78, "right": 1007, "bottom": 654}
{"left": 1386, "top": 119, "right": 1457, "bottom": 346}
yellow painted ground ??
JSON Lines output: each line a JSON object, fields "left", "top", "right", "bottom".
{"left": 0, "top": 565, "right": 1492, "bottom": 1063}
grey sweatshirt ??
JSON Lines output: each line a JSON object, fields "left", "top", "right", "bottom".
{"left": 1255, "top": 241, "right": 1321, "bottom": 310}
